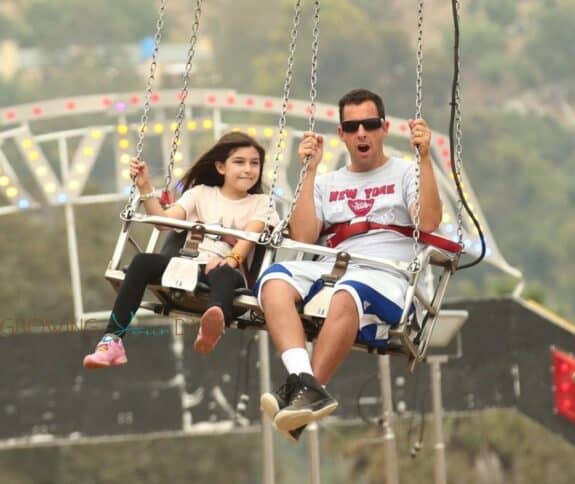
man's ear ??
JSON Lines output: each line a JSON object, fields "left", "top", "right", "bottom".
{"left": 337, "top": 126, "right": 344, "bottom": 140}
{"left": 383, "top": 120, "right": 390, "bottom": 135}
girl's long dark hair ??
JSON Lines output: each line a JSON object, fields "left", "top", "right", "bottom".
{"left": 180, "top": 132, "right": 266, "bottom": 194}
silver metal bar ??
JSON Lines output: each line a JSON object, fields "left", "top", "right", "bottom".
{"left": 308, "top": 422, "right": 321, "bottom": 484}
{"left": 74, "top": 193, "right": 128, "bottom": 205}
{"left": 59, "top": 137, "right": 84, "bottom": 329}
{"left": 109, "top": 222, "right": 131, "bottom": 271}
{"left": 429, "top": 356, "right": 448, "bottom": 484}
{"left": 130, "top": 214, "right": 419, "bottom": 273}
{"left": 379, "top": 355, "right": 399, "bottom": 484}
{"left": 145, "top": 227, "right": 162, "bottom": 253}
{"left": 259, "top": 332, "right": 275, "bottom": 484}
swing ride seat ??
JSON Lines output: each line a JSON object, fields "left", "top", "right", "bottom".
{"left": 105, "top": 217, "right": 269, "bottom": 323}
{"left": 105, "top": 210, "right": 463, "bottom": 369}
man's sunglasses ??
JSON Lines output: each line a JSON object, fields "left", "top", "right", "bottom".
{"left": 340, "top": 117, "right": 384, "bottom": 133}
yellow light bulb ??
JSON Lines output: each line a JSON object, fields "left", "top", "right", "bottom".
{"left": 117, "top": 124, "right": 129, "bottom": 135}
{"left": 119, "top": 139, "right": 130, "bottom": 149}
{"left": 36, "top": 166, "right": 47, "bottom": 177}
{"left": 6, "top": 187, "right": 18, "bottom": 198}
{"left": 202, "top": 119, "right": 213, "bottom": 130}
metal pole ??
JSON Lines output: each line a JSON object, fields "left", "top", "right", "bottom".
{"left": 429, "top": 356, "right": 448, "bottom": 484}
{"left": 306, "top": 339, "right": 321, "bottom": 484}
{"left": 258, "top": 331, "right": 275, "bottom": 484}
{"left": 379, "top": 355, "right": 399, "bottom": 484}
{"left": 59, "top": 137, "right": 84, "bottom": 328}
{"left": 307, "top": 421, "right": 321, "bottom": 484}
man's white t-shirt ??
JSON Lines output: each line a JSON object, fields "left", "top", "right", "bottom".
{"left": 314, "top": 157, "right": 417, "bottom": 263}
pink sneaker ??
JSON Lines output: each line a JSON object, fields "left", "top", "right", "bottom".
{"left": 83, "top": 334, "right": 128, "bottom": 369}
{"left": 194, "top": 306, "right": 225, "bottom": 354}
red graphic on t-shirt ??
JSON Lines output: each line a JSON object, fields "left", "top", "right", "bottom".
{"left": 348, "top": 198, "right": 374, "bottom": 216}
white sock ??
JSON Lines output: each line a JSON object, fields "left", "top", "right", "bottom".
{"left": 281, "top": 347, "right": 313, "bottom": 376}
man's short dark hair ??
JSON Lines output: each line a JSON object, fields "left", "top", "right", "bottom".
{"left": 338, "top": 88, "right": 386, "bottom": 123}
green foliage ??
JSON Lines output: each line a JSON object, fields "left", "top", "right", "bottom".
{"left": 522, "top": 2, "right": 575, "bottom": 86}
{"left": 458, "top": 22, "right": 506, "bottom": 62}
{"left": 20, "top": 0, "right": 159, "bottom": 48}
{"left": 481, "top": 0, "right": 518, "bottom": 27}
{"left": 477, "top": 52, "right": 508, "bottom": 85}
{"left": 326, "top": 411, "right": 575, "bottom": 484}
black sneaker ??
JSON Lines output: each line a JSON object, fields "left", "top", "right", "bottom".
{"left": 260, "top": 374, "right": 307, "bottom": 442}
{"left": 274, "top": 372, "right": 338, "bottom": 432}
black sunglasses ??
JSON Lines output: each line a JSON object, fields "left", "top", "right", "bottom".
{"left": 340, "top": 117, "right": 384, "bottom": 133}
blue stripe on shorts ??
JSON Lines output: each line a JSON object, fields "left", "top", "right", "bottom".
{"left": 252, "top": 263, "right": 293, "bottom": 297}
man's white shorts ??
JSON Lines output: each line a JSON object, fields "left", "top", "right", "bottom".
{"left": 254, "top": 261, "right": 414, "bottom": 347}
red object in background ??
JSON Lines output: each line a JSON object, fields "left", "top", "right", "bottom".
{"left": 551, "top": 347, "right": 575, "bottom": 423}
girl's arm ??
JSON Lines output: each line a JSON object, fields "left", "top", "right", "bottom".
{"left": 204, "top": 220, "right": 264, "bottom": 273}
{"left": 131, "top": 159, "right": 186, "bottom": 225}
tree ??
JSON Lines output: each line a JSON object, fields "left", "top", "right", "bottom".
{"left": 22, "top": 0, "right": 158, "bottom": 48}
{"left": 522, "top": 2, "right": 575, "bottom": 87}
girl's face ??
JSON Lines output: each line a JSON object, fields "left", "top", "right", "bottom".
{"left": 215, "top": 146, "right": 261, "bottom": 199}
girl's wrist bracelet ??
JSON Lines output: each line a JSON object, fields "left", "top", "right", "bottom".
{"left": 139, "top": 188, "right": 156, "bottom": 201}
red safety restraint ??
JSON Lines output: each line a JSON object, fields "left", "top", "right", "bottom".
{"left": 321, "top": 219, "right": 463, "bottom": 253}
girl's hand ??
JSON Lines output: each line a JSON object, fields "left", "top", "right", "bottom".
{"left": 204, "top": 255, "right": 238, "bottom": 274}
{"left": 129, "top": 159, "right": 152, "bottom": 190}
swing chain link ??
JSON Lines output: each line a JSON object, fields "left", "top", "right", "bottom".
{"left": 163, "top": 0, "right": 204, "bottom": 196}
{"left": 261, "top": 0, "right": 304, "bottom": 244}
{"left": 454, "top": 0, "right": 465, "bottom": 248}
{"left": 121, "top": 0, "right": 167, "bottom": 220}
{"left": 271, "top": 0, "right": 321, "bottom": 245}
{"left": 410, "top": 0, "right": 424, "bottom": 271}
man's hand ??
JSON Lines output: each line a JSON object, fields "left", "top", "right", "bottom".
{"left": 298, "top": 131, "right": 324, "bottom": 170}
{"left": 408, "top": 119, "right": 432, "bottom": 159}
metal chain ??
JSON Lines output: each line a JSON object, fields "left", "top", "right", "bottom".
{"left": 271, "top": 0, "right": 321, "bottom": 245}
{"left": 410, "top": 0, "right": 424, "bottom": 270}
{"left": 454, "top": 0, "right": 465, "bottom": 247}
{"left": 261, "top": 0, "right": 304, "bottom": 243}
{"left": 121, "top": 0, "right": 167, "bottom": 220}
{"left": 163, "top": 0, "right": 203, "bottom": 195}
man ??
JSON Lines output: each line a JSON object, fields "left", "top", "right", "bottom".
{"left": 255, "top": 88, "right": 442, "bottom": 441}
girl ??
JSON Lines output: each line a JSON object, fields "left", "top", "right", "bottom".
{"left": 83, "top": 132, "right": 279, "bottom": 369}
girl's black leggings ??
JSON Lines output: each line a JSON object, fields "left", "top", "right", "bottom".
{"left": 104, "top": 253, "right": 245, "bottom": 337}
